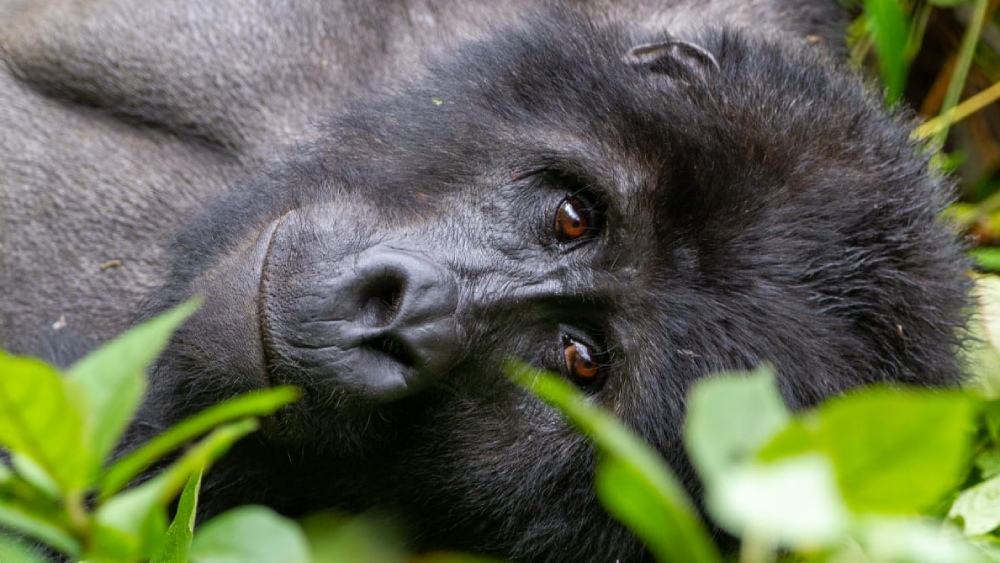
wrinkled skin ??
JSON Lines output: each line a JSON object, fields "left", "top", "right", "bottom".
{"left": 0, "top": 1, "right": 970, "bottom": 561}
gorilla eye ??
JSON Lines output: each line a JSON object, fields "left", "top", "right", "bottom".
{"left": 562, "top": 335, "right": 602, "bottom": 384}
{"left": 554, "top": 197, "right": 592, "bottom": 242}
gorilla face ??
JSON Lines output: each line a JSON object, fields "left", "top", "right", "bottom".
{"left": 132, "top": 16, "right": 969, "bottom": 562}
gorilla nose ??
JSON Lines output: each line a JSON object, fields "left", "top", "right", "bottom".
{"left": 344, "top": 250, "right": 464, "bottom": 375}
{"left": 260, "top": 239, "right": 465, "bottom": 400}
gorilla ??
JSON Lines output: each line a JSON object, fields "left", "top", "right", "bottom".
{"left": 0, "top": 0, "right": 971, "bottom": 561}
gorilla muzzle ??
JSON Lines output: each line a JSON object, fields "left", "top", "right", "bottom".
{"left": 258, "top": 212, "right": 466, "bottom": 401}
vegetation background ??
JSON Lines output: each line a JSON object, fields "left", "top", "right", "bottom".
{"left": 4, "top": 1, "right": 1000, "bottom": 562}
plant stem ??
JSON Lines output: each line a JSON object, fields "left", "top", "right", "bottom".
{"left": 931, "top": 0, "right": 990, "bottom": 149}
{"left": 916, "top": 80, "right": 1000, "bottom": 140}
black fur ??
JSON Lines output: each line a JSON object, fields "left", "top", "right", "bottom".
{"left": 0, "top": 4, "right": 969, "bottom": 562}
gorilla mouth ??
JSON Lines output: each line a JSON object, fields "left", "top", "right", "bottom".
{"left": 256, "top": 210, "right": 295, "bottom": 389}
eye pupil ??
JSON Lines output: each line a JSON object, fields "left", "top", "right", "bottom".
{"left": 555, "top": 197, "right": 590, "bottom": 241}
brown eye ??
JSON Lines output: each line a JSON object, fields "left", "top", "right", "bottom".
{"left": 554, "top": 197, "right": 591, "bottom": 241}
{"left": 563, "top": 336, "right": 601, "bottom": 382}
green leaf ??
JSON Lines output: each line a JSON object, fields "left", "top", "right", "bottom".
{"left": 0, "top": 500, "right": 81, "bottom": 556}
{"left": 412, "top": 552, "right": 509, "bottom": 563}
{"left": 0, "top": 533, "right": 52, "bottom": 563}
{"left": 967, "top": 276, "right": 1000, "bottom": 396}
{"left": 10, "top": 454, "right": 60, "bottom": 500}
{"left": 92, "top": 419, "right": 258, "bottom": 562}
{"left": 970, "top": 249, "right": 1000, "bottom": 274}
{"left": 0, "top": 352, "right": 87, "bottom": 492}
{"left": 300, "top": 512, "right": 407, "bottom": 563}
{"left": 756, "top": 418, "right": 818, "bottom": 462}
{"left": 760, "top": 387, "right": 978, "bottom": 515}
{"left": 67, "top": 298, "right": 200, "bottom": 482}
{"left": 151, "top": 470, "right": 203, "bottom": 563}
{"left": 0, "top": 460, "right": 10, "bottom": 486}
{"left": 706, "top": 454, "right": 850, "bottom": 546}
{"left": 819, "top": 389, "right": 976, "bottom": 514}
{"left": 413, "top": 555, "right": 509, "bottom": 563}
{"left": 189, "top": 506, "right": 310, "bottom": 563}
{"left": 149, "top": 418, "right": 259, "bottom": 508}
{"left": 92, "top": 477, "right": 170, "bottom": 562}
{"left": 101, "top": 386, "right": 298, "bottom": 498}
{"left": 974, "top": 448, "right": 1000, "bottom": 480}
{"left": 509, "top": 361, "right": 722, "bottom": 563}
{"left": 863, "top": 0, "right": 911, "bottom": 103}
{"left": 851, "top": 518, "right": 989, "bottom": 563}
{"left": 983, "top": 400, "right": 1000, "bottom": 441}
{"left": 926, "top": 0, "right": 972, "bottom": 6}
{"left": 976, "top": 276, "right": 1000, "bottom": 354}
{"left": 684, "top": 366, "right": 790, "bottom": 485}
{"left": 950, "top": 473, "right": 1000, "bottom": 535}
{"left": 594, "top": 456, "right": 711, "bottom": 563}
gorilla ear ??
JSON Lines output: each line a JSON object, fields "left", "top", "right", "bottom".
{"left": 623, "top": 38, "right": 720, "bottom": 81}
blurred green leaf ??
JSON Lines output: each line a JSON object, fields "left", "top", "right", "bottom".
{"left": 0, "top": 352, "right": 87, "bottom": 492}
{"left": 820, "top": 389, "right": 976, "bottom": 514}
{"left": 707, "top": 454, "right": 850, "bottom": 545}
{"left": 950, "top": 473, "right": 1000, "bottom": 535}
{"left": 10, "top": 454, "right": 60, "bottom": 500}
{"left": 595, "top": 456, "right": 713, "bottom": 561}
{"left": 971, "top": 249, "right": 1000, "bottom": 273}
{"left": 964, "top": 277, "right": 1000, "bottom": 396}
{"left": 927, "top": 0, "right": 973, "bottom": 6}
{"left": 863, "top": 0, "right": 911, "bottom": 103}
{"left": 850, "top": 518, "right": 989, "bottom": 563}
{"left": 68, "top": 298, "right": 199, "bottom": 483}
{"left": 151, "top": 470, "right": 202, "bottom": 563}
{"left": 758, "top": 387, "right": 977, "bottom": 514}
{"left": 0, "top": 533, "right": 51, "bottom": 563}
{"left": 684, "top": 366, "right": 789, "bottom": 485}
{"left": 974, "top": 449, "right": 1000, "bottom": 480}
{"left": 757, "top": 418, "right": 817, "bottom": 461}
{"left": 0, "top": 501, "right": 80, "bottom": 556}
{"left": 982, "top": 400, "right": 1000, "bottom": 441}
{"left": 300, "top": 512, "right": 406, "bottom": 563}
{"left": 976, "top": 276, "right": 1000, "bottom": 353}
{"left": 101, "top": 386, "right": 298, "bottom": 498}
{"left": 509, "top": 361, "right": 721, "bottom": 563}
{"left": 413, "top": 555, "right": 509, "bottom": 563}
{"left": 190, "top": 506, "right": 310, "bottom": 563}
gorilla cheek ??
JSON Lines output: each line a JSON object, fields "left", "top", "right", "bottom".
{"left": 258, "top": 211, "right": 468, "bottom": 404}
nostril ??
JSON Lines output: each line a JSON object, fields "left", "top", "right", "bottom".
{"left": 359, "top": 274, "right": 405, "bottom": 327}
{"left": 264, "top": 243, "right": 462, "bottom": 399}
{"left": 364, "top": 334, "right": 416, "bottom": 368}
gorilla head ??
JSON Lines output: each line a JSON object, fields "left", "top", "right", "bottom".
{"left": 130, "top": 14, "right": 969, "bottom": 562}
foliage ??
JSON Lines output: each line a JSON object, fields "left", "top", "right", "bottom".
{"left": 0, "top": 301, "right": 302, "bottom": 563}
{"left": 514, "top": 362, "right": 988, "bottom": 562}
{"left": 11, "top": 300, "right": 1000, "bottom": 563}
{"left": 854, "top": 1, "right": 1000, "bottom": 264}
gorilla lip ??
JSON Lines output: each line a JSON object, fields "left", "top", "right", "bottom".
{"left": 257, "top": 210, "right": 295, "bottom": 389}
